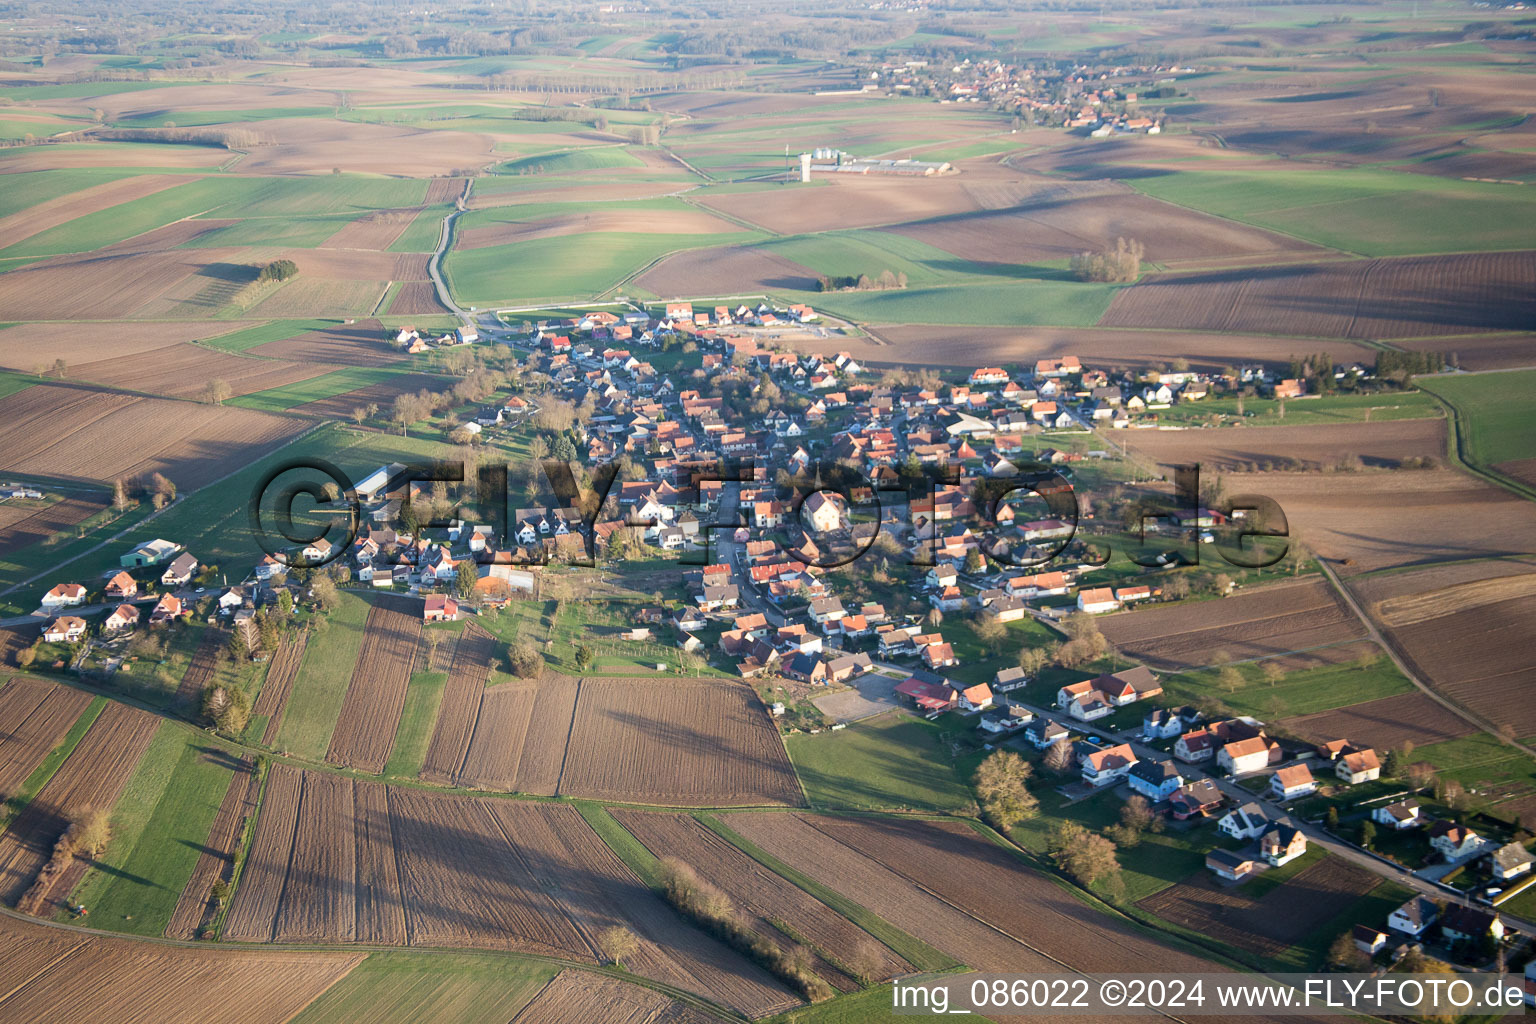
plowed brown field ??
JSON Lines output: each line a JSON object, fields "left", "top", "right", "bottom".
{"left": 0, "top": 701, "right": 159, "bottom": 907}
{"left": 420, "top": 623, "right": 497, "bottom": 784}
{"left": 173, "top": 628, "right": 226, "bottom": 706}
{"left": 222, "top": 767, "right": 794, "bottom": 1015}
{"left": 632, "top": 244, "right": 821, "bottom": 298}
{"left": 0, "top": 497, "right": 105, "bottom": 559}
{"left": 560, "top": 678, "right": 801, "bottom": 806}
{"left": 0, "top": 914, "right": 362, "bottom": 1024}
{"left": 0, "top": 320, "right": 233, "bottom": 370}
{"left": 509, "top": 970, "right": 715, "bottom": 1024}
{"left": 1124, "top": 418, "right": 1445, "bottom": 472}
{"left": 1281, "top": 692, "right": 1477, "bottom": 750}
{"left": 457, "top": 674, "right": 574, "bottom": 795}
{"left": 614, "top": 810, "right": 910, "bottom": 989}
{"left": 1097, "top": 578, "right": 1366, "bottom": 669}
{"left": 0, "top": 678, "right": 93, "bottom": 800}
{"left": 245, "top": 318, "right": 404, "bottom": 366}
{"left": 0, "top": 383, "right": 311, "bottom": 489}
{"left": 320, "top": 209, "right": 419, "bottom": 251}
{"left": 69, "top": 343, "right": 333, "bottom": 400}
{"left": 252, "top": 633, "right": 307, "bottom": 747}
{"left": 326, "top": 594, "right": 423, "bottom": 774}
{"left": 388, "top": 280, "right": 450, "bottom": 315}
{"left": 1099, "top": 252, "right": 1536, "bottom": 340}
{"left": 1138, "top": 857, "right": 1379, "bottom": 956}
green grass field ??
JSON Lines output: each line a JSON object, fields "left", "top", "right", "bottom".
{"left": 496, "top": 146, "right": 644, "bottom": 175}
{"left": 286, "top": 951, "right": 558, "bottom": 1024}
{"left": 1159, "top": 657, "right": 1412, "bottom": 720}
{"left": 198, "top": 319, "right": 338, "bottom": 352}
{"left": 389, "top": 205, "right": 453, "bottom": 253}
{"left": 445, "top": 229, "right": 762, "bottom": 306}
{"left": 66, "top": 725, "right": 240, "bottom": 936}
{"left": 785, "top": 711, "right": 977, "bottom": 813}
{"left": 274, "top": 590, "right": 372, "bottom": 760}
{"left": 383, "top": 670, "right": 447, "bottom": 778}
{"left": 1418, "top": 369, "right": 1536, "bottom": 473}
{"left": 179, "top": 214, "right": 363, "bottom": 249}
{"left": 1130, "top": 166, "right": 1536, "bottom": 257}
{"left": 228, "top": 365, "right": 423, "bottom": 413}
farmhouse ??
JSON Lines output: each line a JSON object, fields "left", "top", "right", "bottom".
{"left": 41, "top": 583, "right": 87, "bottom": 611}
{"left": 1081, "top": 743, "right": 1137, "bottom": 787}
{"left": 1270, "top": 764, "right": 1317, "bottom": 801}
{"left": 42, "top": 616, "right": 86, "bottom": 643}
{"left": 423, "top": 595, "right": 458, "bottom": 622}
{"left": 1076, "top": 588, "right": 1119, "bottom": 614}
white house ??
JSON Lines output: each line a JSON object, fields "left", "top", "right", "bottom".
{"left": 1373, "top": 799, "right": 1422, "bottom": 830}
{"left": 1335, "top": 749, "right": 1381, "bottom": 785}
{"left": 1388, "top": 896, "right": 1438, "bottom": 938}
{"left": 1429, "top": 822, "right": 1484, "bottom": 862}
{"left": 1076, "top": 587, "right": 1120, "bottom": 614}
{"left": 1218, "top": 802, "right": 1273, "bottom": 841}
{"left": 40, "top": 583, "right": 87, "bottom": 611}
{"left": 1490, "top": 842, "right": 1533, "bottom": 882}
{"left": 1270, "top": 763, "right": 1317, "bottom": 801}
{"left": 1126, "top": 760, "right": 1183, "bottom": 802}
{"left": 1081, "top": 744, "right": 1138, "bottom": 788}
{"left": 1217, "top": 736, "right": 1271, "bottom": 775}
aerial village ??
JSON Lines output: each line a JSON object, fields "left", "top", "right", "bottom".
{"left": 19, "top": 297, "right": 1510, "bottom": 974}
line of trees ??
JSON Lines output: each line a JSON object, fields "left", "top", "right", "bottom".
{"left": 815, "top": 270, "right": 908, "bottom": 292}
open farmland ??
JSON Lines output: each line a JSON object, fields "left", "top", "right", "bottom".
{"left": 0, "top": 173, "right": 194, "bottom": 252}
{"left": 840, "top": 323, "right": 1379, "bottom": 372}
{"left": 286, "top": 371, "right": 451, "bottom": 420}
{"left": 252, "top": 633, "right": 308, "bottom": 746}
{"left": 1138, "top": 858, "right": 1380, "bottom": 957}
{"left": 560, "top": 678, "right": 801, "bottom": 806}
{"left": 0, "top": 320, "right": 238, "bottom": 371}
{"left": 457, "top": 205, "right": 745, "bottom": 250}
{"left": 172, "top": 629, "right": 226, "bottom": 706}
{"left": 1099, "top": 252, "right": 1536, "bottom": 340}
{"left": 633, "top": 244, "right": 823, "bottom": 297}
{"left": 885, "top": 191, "right": 1325, "bottom": 269}
{"left": 326, "top": 594, "right": 424, "bottom": 774}
{"left": 1350, "top": 564, "right": 1536, "bottom": 738}
{"left": 224, "top": 767, "right": 794, "bottom": 1016}
{"left": 509, "top": 971, "right": 714, "bottom": 1024}
{"left": 1097, "top": 578, "right": 1366, "bottom": 670}
{"left": 613, "top": 810, "right": 911, "bottom": 989}
{"left": 0, "top": 383, "right": 312, "bottom": 489}
{"left": 243, "top": 319, "right": 404, "bottom": 366}
{"left": 320, "top": 209, "right": 421, "bottom": 251}
{"left": 0, "top": 701, "right": 159, "bottom": 908}
{"left": 0, "top": 496, "right": 106, "bottom": 558}
{"left": 67, "top": 343, "right": 335, "bottom": 400}
{"left": 1280, "top": 692, "right": 1477, "bottom": 751}
{"left": 456, "top": 674, "right": 573, "bottom": 795}
{"left": 1123, "top": 418, "right": 1446, "bottom": 472}
{"left": 0, "top": 678, "right": 94, "bottom": 800}
{"left": 164, "top": 756, "right": 261, "bottom": 940}
{"left": 1228, "top": 469, "right": 1536, "bottom": 575}
{"left": 419, "top": 623, "right": 497, "bottom": 784}
{"left": 0, "top": 914, "right": 363, "bottom": 1024}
